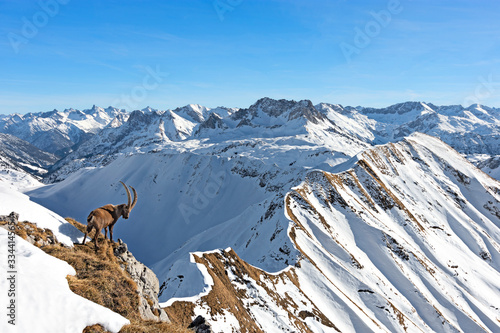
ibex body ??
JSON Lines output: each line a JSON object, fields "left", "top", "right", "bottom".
{"left": 82, "top": 181, "right": 137, "bottom": 248}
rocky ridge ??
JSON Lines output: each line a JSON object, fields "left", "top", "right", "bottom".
{"left": 113, "top": 239, "right": 170, "bottom": 323}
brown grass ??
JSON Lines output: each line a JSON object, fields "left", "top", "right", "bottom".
{"left": 3, "top": 217, "right": 191, "bottom": 333}
{"left": 0, "top": 219, "right": 55, "bottom": 246}
{"left": 164, "top": 248, "right": 340, "bottom": 333}
{"left": 84, "top": 322, "right": 191, "bottom": 333}
{"left": 163, "top": 301, "right": 195, "bottom": 328}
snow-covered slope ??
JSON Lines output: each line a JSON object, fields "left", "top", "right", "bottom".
{"left": 28, "top": 98, "right": 369, "bottom": 301}
{"left": 161, "top": 133, "right": 500, "bottom": 332}
{"left": 0, "top": 180, "right": 81, "bottom": 246}
{"left": 477, "top": 156, "right": 500, "bottom": 181}
{"left": 284, "top": 133, "right": 500, "bottom": 332}
{"left": 98, "top": 132, "right": 498, "bottom": 333}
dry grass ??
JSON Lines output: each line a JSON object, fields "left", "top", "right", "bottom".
{"left": 0, "top": 219, "right": 56, "bottom": 246}
{"left": 2, "top": 217, "right": 191, "bottom": 333}
{"left": 163, "top": 301, "right": 196, "bottom": 329}
{"left": 44, "top": 242, "right": 141, "bottom": 320}
{"left": 164, "top": 248, "right": 339, "bottom": 333}
{"left": 84, "top": 322, "right": 192, "bottom": 333}
{"left": 166, "top": 249, "right": 265, "bottom": 333}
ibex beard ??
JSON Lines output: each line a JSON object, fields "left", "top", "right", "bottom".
{"left": 82, "top": 181, "right": 138, "bottom": 248}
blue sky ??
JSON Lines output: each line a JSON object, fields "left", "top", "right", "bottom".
{"left": 1, "top": 0, "right": 499, "bottom": 114}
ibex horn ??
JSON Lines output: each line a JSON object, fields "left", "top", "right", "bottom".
{"left": 120, "top": 181, "right": 132, "bottom": 208}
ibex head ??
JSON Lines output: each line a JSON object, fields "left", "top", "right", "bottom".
{"left": 119, "top": 181, "right": 138, "bottom": 219}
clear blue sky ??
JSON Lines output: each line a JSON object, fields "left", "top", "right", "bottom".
{"left": 1, "top": 0, "right": 499, "bottom": 114}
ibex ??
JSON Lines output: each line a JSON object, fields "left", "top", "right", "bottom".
{"left": 82, "top": 181, "right": 137, "bottom": 248}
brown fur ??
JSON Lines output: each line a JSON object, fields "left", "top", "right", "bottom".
{"left": 82, "top": 182, "right": 137, "bottom": 248}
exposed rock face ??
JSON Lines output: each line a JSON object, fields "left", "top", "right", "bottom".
{"left": 188, "top": 315, "right": 212, "bottom": 333}
{"left": 196, "top": 112, "right": 227, "bottom": 132}
{"left": 113, "top": 239, "right": 170, "bottom": 323}
{"left": 0, "top": 211, "right": 19, "bottom": 224}
{"left": 234, "top": 97, "right": 326, "bottom": 124}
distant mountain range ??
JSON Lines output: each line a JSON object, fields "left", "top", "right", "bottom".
{"left": 1, "top": 99, "right": 498, "bottom": 180}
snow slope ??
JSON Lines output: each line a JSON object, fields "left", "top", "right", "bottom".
{"left": 0, "top": 181, "right": 81, "bottom": 246}
{"left": 0, "top": 133, "right": 58, "bottom": 177}
{"left": 0, "top": 228, "right": 129, "bottom": 333}
{"left": 28, "top": 98, "right": 369, "bottom": 302}
{"left": 285, "top": 133, "right": 500, "bottom": 332}
{"left": 114, "top": 132, "right": 499, "bottom": 332}
{"left": 477, "top": 156, "right": 500, "bottom": 180}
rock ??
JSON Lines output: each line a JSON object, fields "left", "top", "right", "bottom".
{"left": 0, "top": 212, "right": 19, "bottom": 224}
{"left": 113, "top": 239, "right": 170, "bottom": 323}
{"left": 188, "top": 315, "right": 212, "bottom": 333}
{"left": 0, "top": 212, "right": 57, "bottom": 247}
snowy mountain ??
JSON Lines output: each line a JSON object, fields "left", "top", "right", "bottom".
{"left": 317, "top": 101, "right": 500, "bottom": 157}
{"left": 44, "top": 98, "right": 368, "bottom": 183}
{"left": 0, "top": 105, "right": 127, "bottom": 156}
{"left": 0, "top": 133, "right": 58, "bottom": 178}
{"left": 477, "top": 156, "right": 500, "bottom": 181}
{"left": 30, "top": 98, "right": 369, "bottom": 265}
{"left": 21, "top": 97, "right": 499, "bottom": 332}
{"left": 1, "top": 99, "right": 498, "bottom": 175}
{"left": 283, "top": 133, "right": 500, "bottom": 332}
{"left": 38, "top": 99, "right": 499, "bottom": 186}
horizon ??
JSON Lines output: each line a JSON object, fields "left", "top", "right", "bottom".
{"left": 1, "top": 98, "right": 499, "bottom": 117}
{"left": 1, "top": 0, "right": 499, "bottom": 114}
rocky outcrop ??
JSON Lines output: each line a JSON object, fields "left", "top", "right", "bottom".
{"left": 188, "top": 315, "right": 212, "bottom": 333}
{"left": 113, "top": 239, "right": 170, "bottom": 323}
{"left": 0, "top": 212, "right": 58, "bottom": 247}
{"left": 0, "top": 211, "right": 19, "bottom": 224}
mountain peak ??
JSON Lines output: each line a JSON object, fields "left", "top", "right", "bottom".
{"left": 173, "top": 104, "right": 210, "bottom": 123}
{"left": 361, "top": 101, "right": 431, "bottom": 115}
{"left": 196, "top": 112, "right": 226, "bottom": 134}
{"left": 236, "top": 97, "right": 325, "bottom": 124}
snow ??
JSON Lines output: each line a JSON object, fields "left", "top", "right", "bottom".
{"left": 0, "top": 168, "right": 42, "bottom": 191}
{"left": 286, "top": 133, "right": 500, "bottom": 332}
{"left": 0, "top": 180, "right": 81, "bottom": 246}
{"left": 0, "top": 228, "right": 129, "bottom": 333}
{"left": 161, "top": 251, "right": 215, "bottom": 307}
{"left": 317, "top": 101, "right": 500, "bottom": 159}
